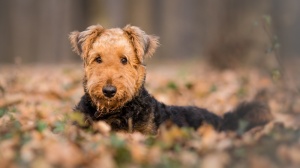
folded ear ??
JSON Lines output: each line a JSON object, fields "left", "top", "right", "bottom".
{"left": 69, "top": 25, "right": 104, "bottom": 59}
{"left": 69, "top": 31, "right": 81, "bottom": 55}
{"left": 123, "top": 25, "right": 159, "bottom": 63}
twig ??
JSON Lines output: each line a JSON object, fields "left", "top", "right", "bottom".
{"left": 0, "top": 97, "right": 22, "bottom": 108}
{"left": 262, "top": 16, "right": 300, "bottom": 93}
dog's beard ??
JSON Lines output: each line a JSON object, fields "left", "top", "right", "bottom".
{"left": 91, "top": 94, "right": 126, "bottom": 110}
{"left": 88, "top": 86, "right": 134, "bottom": 116}
{"left": 85, "top": 76, "right": 138, "bottom": 116}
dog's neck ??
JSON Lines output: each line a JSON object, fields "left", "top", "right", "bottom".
{"left": 83, "top": 85, "right": 149, "bottom": 118}
{"left": 76, "top": 82, "right": 169, "bottom": 133}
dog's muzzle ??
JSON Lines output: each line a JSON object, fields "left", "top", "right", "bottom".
{"left": 102, "top": 85, "right": 117, "bottom": 98}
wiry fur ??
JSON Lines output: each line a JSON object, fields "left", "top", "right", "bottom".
{"left": 123, "top": 25, "right": 159, "bottom": 63}
{"left": 69, "top": 25, "right": 104, "bottom": 59}
{"left": 70, "top": 24, "right": 273, "bottom": 134}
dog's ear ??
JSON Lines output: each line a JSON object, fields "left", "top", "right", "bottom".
{"left": 123, "top": 25, "right": 159, "bottom": 63}
{"left": 69, "top": 25, "right": 104, "bottom": 59}
{"left": 69, "top": 31, "right": 81, "bottom": 55}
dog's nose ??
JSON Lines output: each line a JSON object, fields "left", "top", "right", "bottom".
{"left": 102, "top": 85, "right": 117, "bottom": 98}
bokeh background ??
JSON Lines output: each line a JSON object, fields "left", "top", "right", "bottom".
{"left": 2, "top": 0, "right": 300, "bottom": 94}
{"left": 1, "top": 1, "right": 300, "bottom": 167}
{"left": 1, "top": 0, "right": 300, "bottom": 69}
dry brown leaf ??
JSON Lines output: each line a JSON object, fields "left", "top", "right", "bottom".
{"left": 201, "top": 152, "right": 230, "bottom": 168}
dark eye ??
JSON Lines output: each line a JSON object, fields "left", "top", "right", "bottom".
{"left": 95, "top": 56, "right": 102, "bottom": 63}
{"left": 121, "top": 57, "right": 128, "bottom": 65}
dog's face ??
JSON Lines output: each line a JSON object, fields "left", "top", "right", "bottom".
{"left": 70, "top": 25, "right": 159, "bottom": 112}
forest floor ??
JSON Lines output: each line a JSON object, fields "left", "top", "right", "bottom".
{"left": 0, "top": 61, "right": 300, "bottom": 168}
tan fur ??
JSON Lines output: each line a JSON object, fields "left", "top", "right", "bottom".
{"left": 134, "top": 112, "right": 156, "bottom": 134}
{"left": 69, "top": 25, "right": 104, "bottom": 59}
{"left": 123, "top": 25, "right": 159, "bottom": 63}
{"left": 70, "top": 25, "right": 159, "bottom": 113}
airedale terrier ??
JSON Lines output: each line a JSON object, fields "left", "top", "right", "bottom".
{"left": 69, "top": 25, "right": 272, "bottom": 134}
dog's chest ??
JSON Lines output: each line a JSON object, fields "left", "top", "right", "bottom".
{"left": 100, "top": 107, "right": 156, "bottom": 134}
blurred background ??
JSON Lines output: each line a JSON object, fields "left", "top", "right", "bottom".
{"left": 0, "top": 0, "right": 300, "bottom": 70}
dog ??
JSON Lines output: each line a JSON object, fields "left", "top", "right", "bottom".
{"left": 69, "top": 24, "right": 272, "bottom": 134}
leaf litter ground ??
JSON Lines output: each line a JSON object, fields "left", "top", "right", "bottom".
{"left": 0, "top": 62, "right": 300, "bottom": 168}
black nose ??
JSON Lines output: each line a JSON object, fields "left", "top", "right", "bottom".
{"left": 102, "top": 85, "right": 117, "bottom": 98}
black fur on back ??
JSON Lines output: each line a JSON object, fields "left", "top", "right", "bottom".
{"left": 75, "top": 86, "right": 272, "bottom": 134}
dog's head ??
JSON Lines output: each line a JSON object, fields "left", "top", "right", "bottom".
{"left": 69, "top": 25, "right": 159, "bottom": 111}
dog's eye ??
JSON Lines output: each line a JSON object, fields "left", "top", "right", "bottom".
{"left": 121, "top": 57, "right": 128, "bottom": 65}
{"left": 95, "top": 56, "right": 102, "bottom": 63}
